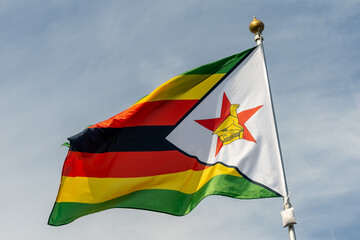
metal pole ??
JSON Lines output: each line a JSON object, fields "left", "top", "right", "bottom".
{"left": 249, "top": 17, "right": 297, "bottom": 240}
{"left": 288, "top": 225, "right": 297, "bottom": 240}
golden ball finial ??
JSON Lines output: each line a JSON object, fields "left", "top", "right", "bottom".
{"left": 249, "top": 16, "right": 264, "bottom": 34}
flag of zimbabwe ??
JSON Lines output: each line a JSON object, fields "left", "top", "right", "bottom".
{"left": 48, "top": 46, "right": 282, "bottom": 226}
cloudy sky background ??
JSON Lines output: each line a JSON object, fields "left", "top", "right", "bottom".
{"left": 1, "top": 1, "right": 359, "bottom": 239}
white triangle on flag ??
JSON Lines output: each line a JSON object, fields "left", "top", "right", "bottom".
{"left": 166, "top": 46, "right": 287, "bottom": 197}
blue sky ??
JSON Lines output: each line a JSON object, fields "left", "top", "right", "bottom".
{"left": 1, "top": 1, "right": 359, "bottom": 239}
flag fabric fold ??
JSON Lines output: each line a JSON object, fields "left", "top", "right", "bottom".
{"left": 49, "top": 46, "right": 285, "bottom": 226}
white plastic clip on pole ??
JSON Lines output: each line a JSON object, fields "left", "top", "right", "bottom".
{"left": 281, "top": 193, "right": 297, "bottom": 240}
{"left": 281, "top": 193, "right": 297, "bottom": 228}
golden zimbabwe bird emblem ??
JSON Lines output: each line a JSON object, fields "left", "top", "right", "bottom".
{"left": 195, "top": 92, "right": 262, "bottom": 156}
{"left": 212, "top": 104, "right": 244, "bottom": 145}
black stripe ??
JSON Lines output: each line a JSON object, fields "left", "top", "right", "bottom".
{"left": 68, "top": 126, "right": 177, "bottom": 153}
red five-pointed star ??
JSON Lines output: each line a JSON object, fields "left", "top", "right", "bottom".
{"left": 195, "top": 92, "right": 262, "bottom": 156}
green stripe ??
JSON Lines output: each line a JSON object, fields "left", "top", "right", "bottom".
{"left": 181, "top": 47, "right": 255, "bottom": 75}
{"left": 49, "top": 174, "right": 279, "bottom": 226}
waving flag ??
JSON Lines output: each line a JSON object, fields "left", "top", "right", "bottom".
{"left": 48, "top": 46, "right": 286, "bottom": 226}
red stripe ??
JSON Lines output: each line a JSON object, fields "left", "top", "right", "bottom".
{"left": 62, "top": 151, "right": 208, "bottom": 178}
{"left": 90, "top": 100, "right": 198, "bottom": 128}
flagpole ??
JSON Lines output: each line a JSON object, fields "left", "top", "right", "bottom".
{"left": 249, "top": 17, "right": 297, "bottom": 240}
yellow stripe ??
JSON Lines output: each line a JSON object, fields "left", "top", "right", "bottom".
{"left": 135, "top": 73, "right": 225, "bottom": 104}
{"left": 57, "top": 164, "right": 241, "bottom": 204}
